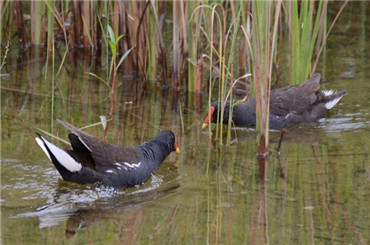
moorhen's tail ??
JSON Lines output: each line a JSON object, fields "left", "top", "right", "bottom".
{"left": 35, "top": 133, "right": 99, "bottom": 184}
{"left": 298, "top": 89, "right": 347, "bottom": 125}
{"left": 319, "top": 89, "right": 347, "bottom": 109}
{"left": 35, "top": 133, "right": 82, "bottom": 180}
{"left": 270, "top": 89, "right": 347, "bottom": 127}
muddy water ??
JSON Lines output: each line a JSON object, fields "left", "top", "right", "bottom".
{"left": 1, "top": 3, "right": 369, "bottom": 245}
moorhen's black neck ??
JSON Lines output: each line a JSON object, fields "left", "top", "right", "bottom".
{"left": 139, "top": 141, "right": 171, "bottom": 169}
{"left": 138, "top": 131, "right": 175, "bottom": 171}
{"left": 212, "top": 100, "right": 257, "bottom": 126}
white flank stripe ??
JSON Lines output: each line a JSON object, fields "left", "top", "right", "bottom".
{"left": 325, "top": 95, "right": 344, "bottom": 110}
{"left": 322, "top": 90, "right": 334, "bottom": 96}
{"left": 105, "top": 170, "right": 114, "bottom": 173}
{"left": 132, "top": 162, "right": 141, "bottom": 168}
{"left": 35, "top": 137, "right": 51, "bottom": 160}
{"left": 40, "top": 136, "right": 82, "bottom": 172}
{"left": 123, "top": 161, "right": 141, "bottom": 169}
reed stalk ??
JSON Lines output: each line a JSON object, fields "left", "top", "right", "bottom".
{"left": 207, "top": 4, "right": 223, "bottom": 141}
{"left": 147, "top": 2, "right": 159, "bottom": 81}
{"left": 107, "top": 24, "right": 122, "bottom": 117}
{"left": 187, "top": 1, "right": 202, "bottom": 92}
{"left": 51, "top": 42, "right": 55, "bottom": 131}
{"left": 148, "top": 1, "right": 169, "bottom": 84}
{"left": 173, "top": 0, "right": 186, "bottom": 90}
{"left": 200, "top": 3, "right": 242, "bottom": 144}
{"left": 288, "top": 0, "right": 327, "bottom": 84}
{"left": 30, "top": 1, "right": 45, "bottom": 45}
{"left": 1, "top": 0, "right": 347, "bottom": 86}
{"left": 1, "top": 1, "right": 348, "bottom": 152}
{"left": 139, "top": 2, "right": 150, "bottom": 78}
{"left": 224, "top": 4, "right": 244, "bottom": 145}
{"left": 248, "top": 1, "right": 282, "bottom": 154}
{"left": 0, "top": 1, "right": 11, "bottom": 45}
{"left": 81, "top": 1, "right": 92, "bottom": 48}
{"left": 13, "top": 1, "right": 29, "bottom": 50}
{"left": 71, "top": 0, "right": 82, "bottom": 47}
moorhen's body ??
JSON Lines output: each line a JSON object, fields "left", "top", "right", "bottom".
{"left": 203, "top": 74, "right": 347, "bottom": 128}
{"left": 36, "top": 120, "right": 179, "bottom": 188}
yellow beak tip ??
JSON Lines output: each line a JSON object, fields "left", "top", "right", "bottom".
{"left": 202, "top": 123, "right": 208, "bottom": 129}
{"left": 175, "top": 148, "right": 180, "bottom": 153}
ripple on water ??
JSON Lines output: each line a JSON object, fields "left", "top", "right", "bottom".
{"left": 10, "top": 172, "right": 169, "bottom": 229}
{"left": 318, "top": 116, "right": 369, "bottom": 132}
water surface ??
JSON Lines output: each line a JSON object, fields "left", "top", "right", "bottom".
{"left": 1, "top": 3, "right": 369, "bottom": 244}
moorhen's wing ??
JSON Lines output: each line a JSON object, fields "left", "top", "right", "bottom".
{"left": 58, "top": 119, "right": 140, "bottom": 172}
{"left": 270, "top": 73, "right": 321, "bottom": 117}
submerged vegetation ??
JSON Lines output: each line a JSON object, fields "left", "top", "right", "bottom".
{"left": 0, "top": 1, "right": 349, "bottom": 152}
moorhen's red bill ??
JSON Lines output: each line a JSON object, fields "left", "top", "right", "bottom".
{"left": 36, "top": 119, "right": 179, "bottom": 188}
{"left": 202, "top": 73, "right": 347, "bottom": 128}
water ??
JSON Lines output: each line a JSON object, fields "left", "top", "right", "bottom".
{"left": 1, "top": 3, "right": 369, "bottom": 245}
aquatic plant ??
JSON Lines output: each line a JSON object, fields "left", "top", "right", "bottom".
{"left": 0, "top": 0, "right": 349, "bottom": 152}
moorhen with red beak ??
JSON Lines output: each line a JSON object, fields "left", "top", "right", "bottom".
{"left": 36, "top": 120, "right": 179, "bottom": 188}
{"left": 202, "top": 74, "right": 347, "bottom": 128}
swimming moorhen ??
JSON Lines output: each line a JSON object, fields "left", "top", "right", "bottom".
{"left": 35, "top": 119, "right": 179, "bottom": 188}
{"left": 202, "top": 74, "right": 347, "bottom": 128}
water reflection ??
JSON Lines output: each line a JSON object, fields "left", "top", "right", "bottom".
{"left": 1, "top": 3, "right": 370, "bottom": 243}
{"left": 14, "top": 161, "right": 179, "bottom": 235}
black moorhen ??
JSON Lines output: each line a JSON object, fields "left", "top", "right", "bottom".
{"left": 202, "top": 73, "right": 347, "bottom": 128}
{"left": 35, "top": 119, "right": 179, "bottom": 188}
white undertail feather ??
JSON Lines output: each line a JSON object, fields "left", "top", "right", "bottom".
{"left": 325, "top": 94, "right": 344, "bottom": 110}
{"left": 35, "top": 137, "right": 51, "bottom": 160}
{"left": 36, "top": 136, "right": 82, "bottom": 172}
{"left": 322, "top": 90, "right": 334, "bottom": 96}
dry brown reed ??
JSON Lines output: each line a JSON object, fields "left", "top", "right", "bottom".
{"left": 0, "top": 0, "right": 348, "bottom": 152}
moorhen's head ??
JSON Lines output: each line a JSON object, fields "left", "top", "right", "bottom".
{"left": 202, "top": 101, "right": 231, "bottom": 129}
{"left": 153, "top": 130, "right": 180, "bottom": 153}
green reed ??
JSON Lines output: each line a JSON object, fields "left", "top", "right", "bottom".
{"left": 187, "top": 1, "right": 203, "bottom": 93}
{"left": 288, "top": 0, "right": 327, "bottom": 84}
{"left": 249, "top": 1, "right": 282, "bottom": 153}
{"left": 147, "top": 2, "right": 159, "bottom": 81}
{"left": 30, "top": 1, "right": 44, "bottom": 45}
{"left": 0, "top": 0, "right": 348, "bottom": 152}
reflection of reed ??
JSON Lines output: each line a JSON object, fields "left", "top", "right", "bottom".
{"left": 248, "top": 156, "right": 269, "bottom": 244}
{"left": 1, "top": 3, "right": 368, "bottom": 241}
{"left": 311, "top": 147, "right": 366, "bottom": 244}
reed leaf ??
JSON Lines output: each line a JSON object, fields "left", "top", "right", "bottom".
{"left": 82, "top": 15, "right": 93, "bottom": 47}
{"left": 116, "top": 45, "right": 135, "bottom": 71}
{"left": 35, "top": 128, "right": 70, "bottom": 145}
{"left": 87, "top": 72, "right": 110, "bottom": 88}
{"left": 289, "top": 0, "right": 329, "bottom": 84}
